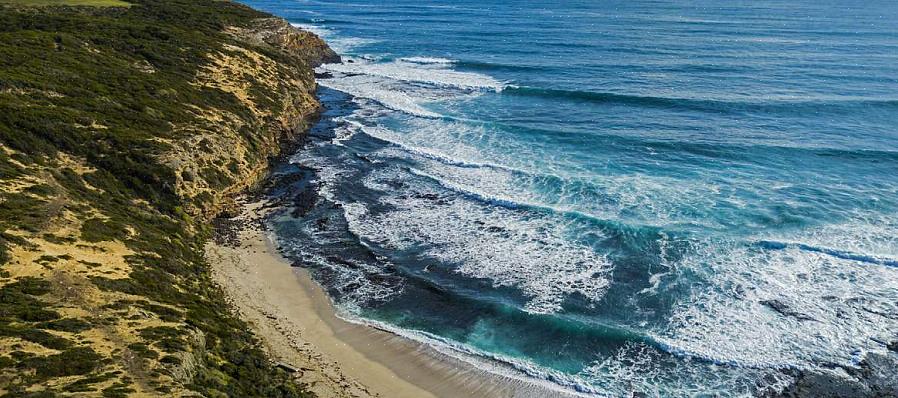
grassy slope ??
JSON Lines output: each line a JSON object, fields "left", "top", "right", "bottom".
{"left": 0, "top": 0, "right": 130, "bottom": 7}
{"left": 0, "top": 1, "right": 321, "bottom": 396}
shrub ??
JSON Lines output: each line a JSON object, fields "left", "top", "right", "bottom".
{"left": 24, "top": 347, "right": 102, "bottom": 378}
{"left": 0, "top": 0, "right": 315, "bottom": 395}
{"left": 80, "top": 218, "right": 127, "bottom": 242}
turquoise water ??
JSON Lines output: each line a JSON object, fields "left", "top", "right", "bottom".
{"left": 244, "top": 0, "right": 898, "bottom": 395}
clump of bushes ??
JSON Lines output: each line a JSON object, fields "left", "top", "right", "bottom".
{"left": 80, "top": 217, "right": 127, "bottom": 242}
{"left": 23, "top": 347, "right": 103, "bottom": 378}
{"left": 0, "top": 0, "right": 317, "bottom": 396}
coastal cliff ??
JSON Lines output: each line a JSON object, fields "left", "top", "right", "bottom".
{"left": 0, "top": 0, "right": 337, "bottom": 396}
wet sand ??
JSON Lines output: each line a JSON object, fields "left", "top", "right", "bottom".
{"left": 206, "top": 200, "right": 579, "bottom": 398}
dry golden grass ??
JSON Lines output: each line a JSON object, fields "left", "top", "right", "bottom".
{"left": 0, "top": 0, "right": 130, "bottom": 7}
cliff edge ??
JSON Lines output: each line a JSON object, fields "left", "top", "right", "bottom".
{"left": 0, "top": 0, "right": 337, "bottom": 396}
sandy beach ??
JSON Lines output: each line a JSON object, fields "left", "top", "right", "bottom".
{"left": 206, "top": 199, "right": 579, "bottom": 398}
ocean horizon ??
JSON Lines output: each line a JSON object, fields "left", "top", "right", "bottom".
{"left": 242, "top": 0, "right": 898, "bottom": 395}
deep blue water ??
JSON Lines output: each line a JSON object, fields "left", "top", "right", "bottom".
{"left": 242, "top": 0, "right": 898, "bottom": 395}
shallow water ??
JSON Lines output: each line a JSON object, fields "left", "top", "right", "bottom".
{"left": 243, "top": 0, "right": 898, "bottom": 395}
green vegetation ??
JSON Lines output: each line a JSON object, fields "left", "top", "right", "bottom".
{"left": 0, "top": 0, "right": 323, "bottom": 395}
{"left": 63, "top": 372, "right": 119, "bottom": 393}
{"left": 0, "top": 0, "right": 130, "bottom": 7}
{"left": 39, "top": 317, "right": 92, "bottom": 333}
{"left": 126, "top": 343, "right": 159, "bottom": 360}
{"left": 24, "top": 347, "right": 103, "bottom": 378}
{"left": 80, "top": 218, "right": 127, "bottom": 242}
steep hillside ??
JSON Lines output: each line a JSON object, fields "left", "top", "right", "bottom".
{"left": 0, "top": 0, "right": 337, "bottom": 396}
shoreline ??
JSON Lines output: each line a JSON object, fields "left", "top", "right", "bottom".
{"left": 206, "top": 199, "right": 580, "bottom": 398}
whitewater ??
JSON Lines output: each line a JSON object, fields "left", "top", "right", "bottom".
{"left": 243, "top": 0, "right": 898, "bottom": 396}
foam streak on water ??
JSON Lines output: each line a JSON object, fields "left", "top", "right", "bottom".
{"left": 353, "top": 166, "right": 613, "bottom": 314}
{"left": 245, "top": 0, "right": 898, "bottom": 395}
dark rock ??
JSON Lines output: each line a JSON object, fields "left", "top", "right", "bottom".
{"left": 233, "top": 17, "right": 340, "bottom": 67}
{"left": 782, "top": 368, "right": 871, "bottom": 397}
{"left": 314, "top": 217, "right": 328, "bottom": 231}
{"left": 275, "top": 362, "right": 299, "bottom": 373}
{"left": 760, "top": 299, "right": 815, "bottom": 321}
{"left": 775, "top": 352, "right": 898, "bottom": 397}
{"left": 290, "top": 183, "right": 318, "bottom": 218}
{"left": 211, "top": 216, "right": 243, "bottom": 248}
{"left": 415, "top": 193, "right": 440, "bottom": 201}
{"left": 888, "top": 341, "right": 898, "bottom": 353}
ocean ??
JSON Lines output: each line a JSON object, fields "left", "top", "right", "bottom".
{"left": 241, "top": 0, "right": 898, "bottom": 395}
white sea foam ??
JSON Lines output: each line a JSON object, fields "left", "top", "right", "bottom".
{"left": 330, "top": 112, "right": 898, "bottom": 377}
{"left": 284, "top": 247, "right": 402, "bottom": 307}
{"left": 579, "top": 342, "right": 795, "bottom": 397}
{"left": 320, "top": 58, "right": 506, "bottom": 91}
{"left": 289, "top": 23, "right": 379, "bottom": 53}
{"left": 318, "top": 74, "right": 442, "bottom": 118}
{"left": 293, "top": 136, "right": 613, "bottom": 314}
{"left": 286, "top": 13, "right": 898, "bottom": 396}
{"left": 289, "top": 147, "right": 352, "bottom": 203}
{"left": 340, "top": 116, "right": 757, "bottom": 248}
{"left": 399, "top": 56, "right": 457, "bottom": 65}
{"left": 654, "top": 229, "right": 898, "bottom": 371}
{"left": 639, "top": 232, "right": 677, "bottom": 296}
{"left": 341, "top": 115, "right": 729, "bottom": 230}
{"left": 351, "top": 122, "right": 514, "bottom": 172}
{"left": 289, "top": 22, "right": 331, "bottom": 38}
{"left": 332, "top": 310, "right": 601, "bottom": 397}
{"left": 316, "top": 55, "right": 502, "bottom": 118}
{"left": 347, "top": 166, "right": 613, "bottom": 314}
{"left": 329, "top": 110, "right": 391, "bottom": 145}
{"left": 779, "top": 212, "right": 898, "bottom": 261}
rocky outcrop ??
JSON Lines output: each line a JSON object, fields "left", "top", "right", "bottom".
{"left": 773, "top": 350, "right": 898, "bottom": 397}
{"left": 0, "top": 2, "right": 338, "bottom": 396}
{"left": 161, "top": 17, "right": 339, "bottom": 220}
{"left": 228, "top": 17, "right": 341, "bottom": 67}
